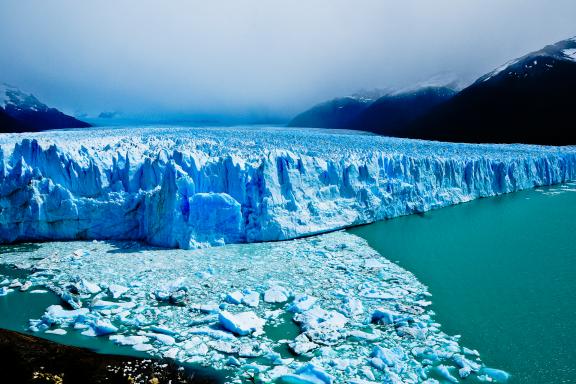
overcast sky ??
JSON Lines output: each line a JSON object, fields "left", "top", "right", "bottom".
{"left": 1, "top": 0, "right": 575, "bottom": 120}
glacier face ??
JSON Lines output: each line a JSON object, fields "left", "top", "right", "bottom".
{"left": 1, "top": 126, "right": 576, "bottom": 248}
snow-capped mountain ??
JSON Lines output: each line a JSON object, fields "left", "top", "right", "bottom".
{"left": 0, "top": 83, "right": 91, "bottom": 133}
{"left": 478, "top": 37, "right": 576, "bottom": 83}
{"left": 405, "top": 37, "right": 576, "bottom": 145}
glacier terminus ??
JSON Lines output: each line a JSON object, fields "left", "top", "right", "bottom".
{"left": 1, "top": 126, "right": 575, "bottom": 248}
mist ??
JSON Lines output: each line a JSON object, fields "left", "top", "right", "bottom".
{"left": 1, "top": 0, "right": 575, "bottom": 121}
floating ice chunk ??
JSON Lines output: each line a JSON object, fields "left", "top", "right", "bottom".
{"left": 0, "top": 286, "right": 13, "bottom": 296}
{"left": 371, "top": 345, "right": 404, "bottom": 370}
{"left": 110, "top": 335, "right": 150, "bottom": 346}
{"left": 348, "top": 330, "right": 379, "bottom": 341}
{"left": 73, "top": 249, "right": 90, "bottom": 257}
{"left": 453, "top": 354, "right": 481, "bottom": 372}
{"left": 288, "top": 295, "right": 317, "bottom": 313}
{"left": 91, "top": 299, "right": 135, "bottom": 310}
{"left": 238, "top": 343, "right": 261, "bottom": 357}
{"left": 218, "top": 311, "right": 265, "bottom": 336}
{"left": 226, "top": 290, "right": 244, "bottom": 304}
{"left": 144, "top": 332, "right": 176, "bottom": 345}
{"left": 361, "top": 366, "right": 376, "bottom": 381}
{"left": 92, "top": 319, "right": 118, "bottom": 336}
{"left": 80, "top": 279, "right": 101, "bottom": 294}
{"left": 264, "top": 286, "right": 289, "bottom": 303}
{"left": 60, "top": 292, "right": 82, "bottom": 310}
{"left": 227, "top": 356, "right": 241, "bottom": 366}
{"left": 81, "top": 328, "right": 98, "bottom": 337}
{"left": 132, "top": 343, "right": 154, "bottom": 352}
{"left": 191, "top": 303, "right": 220, "bottom": 313}
{"left": 371, "top": 308, "right": 398, "bottom": 324}
{"left": 184, "top": 339, "right": 209, "bottom": 355}
{"left": 19, "top": 281, "right": 32, "bottom": 291}
{"left": 188, "top": 326, "right": 236, "bottom": 341}
{"left": 242, "top": 290, "right": 260, "bottom": 307}
{"left": 164, "top": 347, "right": 180, "bottom": 359}
{"left": 294, "top": 307, "right": 348, "bottom": 331}
{"left": 265, "top": 351, "right": 284, "bottom": 365}
{"left": 459, "top": 366, "right": 472, "bottom": 378}
{"left": 108, "top": 284, "right": 128, "bottom": 298}
{"left": 149, "top": 325, "right": 177, "bottom": 336}
{"left": 436, "top": 365, "right": 458, "bottom": 383}
{"left": 280, "top": 363, "right": 334, "bottom": 384}
{"left": 342, "top": 297, "right": 364, "bottom": 317}
{"left": 289, "top": 334, "right": 318, "bottom": 355}
{"left": 30, "top": 289, "right": 48, "bottom": 294}
{"left": 209, "top": 340, "right": 237, "bottom": 354}
{"left": 43, "top": 305, "right": 89, "bottom": 323}
{"left": 45, "top": 329, "right": 67, "bottom": 335}
{"left": 463, "top": 347, "right": 480, "bottom": 357}
{"left": 360, "top": 288, "right": 396, "bottom": 300}
{"left": 482, "top": 367, "right": 511, "bottom": 382}
{"left": 154, "top": 278, "right": 188, "bottom": 305}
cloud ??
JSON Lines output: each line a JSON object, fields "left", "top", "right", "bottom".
{"left": 0, "top": 0, "right": 575, "bottom": 119}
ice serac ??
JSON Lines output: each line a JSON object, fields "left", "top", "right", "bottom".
{"left": 1, "top": 126, "right": 576, "bottom": 248}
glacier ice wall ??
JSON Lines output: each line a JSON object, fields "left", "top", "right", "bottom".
{"left": 1, "top": 126, "right": 576, "bottom": 248}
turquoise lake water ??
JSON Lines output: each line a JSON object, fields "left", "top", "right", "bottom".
{"left": 350, "top": 183, "right": 576, "bottom": 384}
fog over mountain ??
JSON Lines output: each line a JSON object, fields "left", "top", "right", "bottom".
{"left": 0, "top": 0, "right": 575, "bottom": 122}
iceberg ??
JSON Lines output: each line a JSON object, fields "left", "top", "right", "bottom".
{"left": 280, "top": 363, "right": 334, "bottom": 384}
{"left": 218, "top": 310, "right": 265, "bottom": 336}
{"left": 1, "top": 126, "right": 575, "bottom": 248}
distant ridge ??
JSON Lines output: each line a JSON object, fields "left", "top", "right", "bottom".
{"left": 288, "top": 84, "right": 458, "bottom": 135}
{"left": 0, "top": 83, "right": 91, "bottom": 133}
{"left": 348, "top": 86, "right": 457, "bottom": 136}
{"left": 288, "top": 89, "right": 387, "bottom": 129}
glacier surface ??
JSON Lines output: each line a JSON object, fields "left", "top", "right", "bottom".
{"left": 1, "top": 126, "right": 575, "bottom": 248}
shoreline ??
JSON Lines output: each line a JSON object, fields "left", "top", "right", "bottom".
{"left": 0, "top": 328, "right": 221, "bottom": 384}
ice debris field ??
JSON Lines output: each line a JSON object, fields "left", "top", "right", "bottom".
{"left": 1, "top": 232, "right": 509, "bottom": 383}
{"left": 1, "top": 126, "right": 576, "bottom": 248}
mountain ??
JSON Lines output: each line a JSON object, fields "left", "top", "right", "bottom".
{"left": 405, "top": 37, "right": 576, "bottom": 145}
{"left": 288, "top": 89, "right": 387, "bottom": 129}
{"left": 288, "top": 84, "right": 457, "bottom": 134}
{"left": 0, "top": 83, "right": 91, "bottom": 133}
{"left": 0, "top": 108, "right": 26, "bottom": 132}
{"left": 349, "top": 86, "right": 457, "bottom": 136}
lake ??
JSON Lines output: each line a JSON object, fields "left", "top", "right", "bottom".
{"left": 350, "top": 183, "right": 576, "bottom": 384}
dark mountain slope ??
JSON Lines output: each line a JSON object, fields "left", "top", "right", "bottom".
{"left": 0, "top": 83, "right": 91, "bottom": 133}
{"left": 405, "top": 38, "right": 576, "bottom": 145}
{"left": 350, "top": 86, "right": 457, "bottom": 136}
{"left": 0, "top": 107, "right": 26, "bottom": 132}
{"left": 288, "top": 97, "right": 372, "bottom": 129}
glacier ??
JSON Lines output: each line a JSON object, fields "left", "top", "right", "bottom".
{"left": 1, "top": 126, "right": 576, "bottom": 248}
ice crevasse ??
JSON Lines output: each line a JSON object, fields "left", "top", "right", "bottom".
{"left": 1, "top": 126, "right": 575, "bottom": 248}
